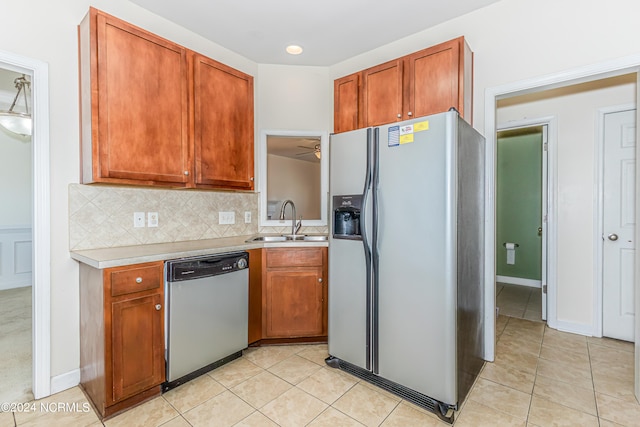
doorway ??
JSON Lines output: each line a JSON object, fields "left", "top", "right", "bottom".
{"left": 0, "top": 68, "right": 33, "bottom": 403}
{"left": 495, "top": 124, "right": 548, "bottom": 323}
{"left": 483, "top": 58, "right": 640, "bottom": 370}
{"left": 0, "top": 50, "right": 51, "bottom": 400}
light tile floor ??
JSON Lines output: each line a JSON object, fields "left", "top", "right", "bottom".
{"left": 2, "top": 318, "right": 638, "bottom": 426}
{"left": 497, "top": 283, "right": 542, "bottom": 322}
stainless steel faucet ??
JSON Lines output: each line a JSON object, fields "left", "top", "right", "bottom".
{"left": 279, "top": 199, "right": 302, "bottom": 236}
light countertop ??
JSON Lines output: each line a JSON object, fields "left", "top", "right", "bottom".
{"left": 70, "top": 234, "right": 328, "bottom": 269}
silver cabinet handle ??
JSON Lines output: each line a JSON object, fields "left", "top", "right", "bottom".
{"left": 408, "top": 111, "right": 413, "bottom": 116}
{"left": 184, "top": 171, "right": 189, "bottom": 175}
{"left": 155, "top": 304, "right": 162, "bottom": 311}
{"left": 135, "top": 277, "right": 142, "bottom": 284}
{"left": 397, "top": 113, "right": 401, "bottom": 118}
{"left": 608, "top": 233, "right": 619, "bottom": 241}
{"left": 318, "top": 278, "right": 323, "bottom": 283}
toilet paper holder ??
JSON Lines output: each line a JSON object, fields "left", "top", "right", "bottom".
{"left": 502, "top": 242, "right": 519, "bottom": 248}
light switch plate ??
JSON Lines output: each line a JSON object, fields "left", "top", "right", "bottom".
{"left": 219, "top": 211, "right": 235, "bottom": 225}
{"left": 148, "top": 212, "right": 158, "bottom": 227}
{"left": 134, "top": 212, "right": 145, "bottom": 228}
{"left": 244, "top": 211, "right": 251, "bottom": 223}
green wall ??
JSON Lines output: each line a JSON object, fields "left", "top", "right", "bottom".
{"left": 496, "top": 128, "right": 543, "bottom": 280}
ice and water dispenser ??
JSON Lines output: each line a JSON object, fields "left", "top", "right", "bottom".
{"left": 332, "top": 195, "right": 362, "bottom": 240}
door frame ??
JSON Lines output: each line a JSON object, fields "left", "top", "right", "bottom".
{"left": 483, "top": 53, "right": 640, "bottom": 364}
{"left": 0, "top": 49, "right": 51, "bottom": 399}
{"left": 595, "top": 103, "right": 637, "bottom": 338}
{"left": 497, "top": 118, "right": 556, "bottom": 323}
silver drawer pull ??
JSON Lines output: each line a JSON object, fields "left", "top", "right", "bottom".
{"left": 135, "top": 277, "right": 143, "bottom": 284}
{"left": 155, "top": 304, "right": 162, "bottom": 311}
{"left": 318, "top": 278, "right": 323, "bottom": 283}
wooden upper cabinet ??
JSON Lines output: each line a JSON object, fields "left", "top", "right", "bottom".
{"left": 79, "top": 7, "right": 190, "bottom": 186}
{"left": 334, "top": 73, "right": 361, "bottom": 134}
{"left": 79, "top": 8, "right": 255, "bottom": 190}
{"left": 362, "top": 59, "right": 404, "bottom": 127}
{"left": 192, "top": 54, "right": 255, "bottom": 190}
{"left": 406, "top": 36, "right": 473, "bottom": 123}
{"left": 333, "top": 36, "right": 473, "bottom": 133}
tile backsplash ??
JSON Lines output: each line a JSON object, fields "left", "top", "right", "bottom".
{"left": 69, "top": 184, "right": 259, "bottom": 250}
{"left": 69, "top": 184, "right": 329, "bottom": 250}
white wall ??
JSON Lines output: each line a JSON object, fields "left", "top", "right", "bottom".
{"left": 0, "top": 69, "right": 31, "bottom": 226}
{"left": 257, "top": 64, "right": 332, "bottom": 131}
{"left": 498, "top": 75, "right": 636, "bottom": 329}
{"left": 267, "top": 154, "right": 321, "bottom": 220}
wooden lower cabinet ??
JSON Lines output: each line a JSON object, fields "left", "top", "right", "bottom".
{"left": 248, "top": 247, "right": 327, "bottom": 343}
{"left": 80, "top": 261, "right": 165, "bottom": 419}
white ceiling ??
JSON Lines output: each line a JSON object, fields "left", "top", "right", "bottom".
{"left": 130, "top": 0, "right": 500, "bottom": 66}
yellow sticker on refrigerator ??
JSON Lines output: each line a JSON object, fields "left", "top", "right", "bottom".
{"left": 414, "top": 120, "right": 429, "bottom": 132}
{"left": 400, "top": 134, "right": 414, "bottom": 144}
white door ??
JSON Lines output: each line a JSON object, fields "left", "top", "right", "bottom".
{"left": 603, "top": 108, "right": 636, "bottom": 342}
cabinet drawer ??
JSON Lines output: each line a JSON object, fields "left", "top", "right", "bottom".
{"left": 266, "top": 248, "right": 323, "bottom": 268}
{"left": 109, "top": 263, "right": 163, "bottom": 297}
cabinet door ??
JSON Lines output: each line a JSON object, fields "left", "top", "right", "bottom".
{"left": 406, "top": 38, "right": 461, "bottom": 120}
{"left": 193, "top": 54, "right": 255, "bottom": 190}
{"left": 111, "top": 293, "right": 164, "bottom": 402}
{"left": 92, "top": 10, "right": 190, "bottom": 185}
{"left": 265, "top": 268, "right": 324, "bottom": 338}
{"left": 362, "top": 59, "right": 403, "bottom": 127}
{"left": 334, "top": 73, "right": 361, "bottom": 133}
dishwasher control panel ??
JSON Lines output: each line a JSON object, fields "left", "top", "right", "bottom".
{"left": 166, "top": 252, "right": 249, "bottom": 282}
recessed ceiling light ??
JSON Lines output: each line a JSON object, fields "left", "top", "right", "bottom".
{"left": 286, "top": 45, "right": 303, "bottom": 55}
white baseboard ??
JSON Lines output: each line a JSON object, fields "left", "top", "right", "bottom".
{"left": 50, "top": 369, "right": 80, "bottom": 395}
{"left": 553, "top": 319, "right": 594, "bottom": 337}
{"left": 496, "top": 275, "right": 542, "bottom": 288}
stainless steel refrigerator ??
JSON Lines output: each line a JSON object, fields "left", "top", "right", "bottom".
{"left": 326, "top": 111, "right": 485, "bottom": 424}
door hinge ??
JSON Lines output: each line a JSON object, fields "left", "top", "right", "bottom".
{"left": 543, "top": 142, "right": 548, "bottom": 151}
{"left": 542, "top": 284, "right": 548, "bottom": 294}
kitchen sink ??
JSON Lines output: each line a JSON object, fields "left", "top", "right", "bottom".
{"left": 299, "top": 235, "right": 328, "bottom": 241}
{"left": 245, "top": 236, "right": 288, "bottom": 242}
{"left": 245, "top": 235, "right": 328, "bottom": 243}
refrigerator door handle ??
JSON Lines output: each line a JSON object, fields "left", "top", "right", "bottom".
{"left": 371, "top": 127, "right": 380, "bottom": 374}
{"left": 361, "top": 128, "right": 373, "bottom": 371}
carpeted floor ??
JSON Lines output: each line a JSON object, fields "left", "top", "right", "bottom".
{"left": 0, "top": 286, "right": 32, "bottom": 404}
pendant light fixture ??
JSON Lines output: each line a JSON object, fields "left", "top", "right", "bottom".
{"left": 0, "top": 74, "right": 32, "bottom": 137}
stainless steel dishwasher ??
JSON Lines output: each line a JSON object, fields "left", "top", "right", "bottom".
{"left": 164, "top": 251, "right": 248, "bottom": 391}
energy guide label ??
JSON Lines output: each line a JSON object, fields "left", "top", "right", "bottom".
{"left": 388, "top": 126, "right": 400, "bottom": 147}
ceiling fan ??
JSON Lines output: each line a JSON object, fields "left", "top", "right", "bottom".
{"left": 296, "top": 141, "right": 321, "bottom": 159}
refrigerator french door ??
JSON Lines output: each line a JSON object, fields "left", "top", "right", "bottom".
{"left": 327, "top": 111, "right": 485, "bottom": 424}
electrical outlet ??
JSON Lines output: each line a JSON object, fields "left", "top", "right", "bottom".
{"left": 244, "top": 211, "right": 251, "bottom": 223}
{"left": 219, "top": 211, "right": 235, "bottom": 225}
{"left": 148, "top": 212, "right": 159, "bottom": 227}
{"left": 133, "top": 212, "right": 145, "bottom": 228}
